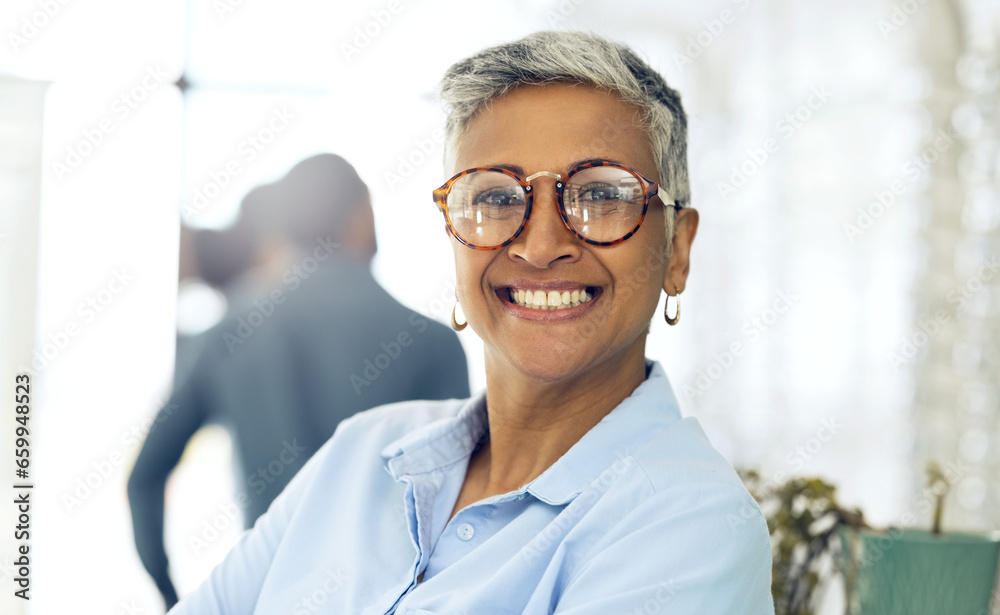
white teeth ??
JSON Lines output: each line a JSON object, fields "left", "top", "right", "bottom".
{"left": 508, "top": 287, "right": 595, "bottom": 310}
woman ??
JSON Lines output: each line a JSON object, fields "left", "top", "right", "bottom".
{"left": 170, "top": 31, "right": 773, "bottom": 614}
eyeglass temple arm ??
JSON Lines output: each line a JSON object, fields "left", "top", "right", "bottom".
{"left": 656, "top": 186, "right": 682, "bottom": 210}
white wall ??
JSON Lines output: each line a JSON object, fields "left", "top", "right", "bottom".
{"left": 0, "top": 76, "right": 47, "bottom": 615}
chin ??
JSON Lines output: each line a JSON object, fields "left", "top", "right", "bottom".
{"left": 499, "top": 342, "right": 601, "bottom": 384}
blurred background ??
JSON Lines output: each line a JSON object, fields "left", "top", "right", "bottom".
{"left": 0, "top": 0, "right": 998, "bottom": 612}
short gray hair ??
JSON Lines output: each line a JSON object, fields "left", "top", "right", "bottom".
{"left": 438, "top": 30, "right": 689, "bottom": 249}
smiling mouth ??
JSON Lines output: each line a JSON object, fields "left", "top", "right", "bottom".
{"left": 501, "top": 286, "right": 601, "bottom": 310}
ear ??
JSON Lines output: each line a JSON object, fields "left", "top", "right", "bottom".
{"left": 662, "top": 207, "right": 699, "bottom": 295}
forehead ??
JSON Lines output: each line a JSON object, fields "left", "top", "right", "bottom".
{"left": 452, "top": 83, "right": 656, "bottom": 180}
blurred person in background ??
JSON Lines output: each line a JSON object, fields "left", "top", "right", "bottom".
{"left": 127, "top": 153, "right": 470, "bottom": 609}
{"left": 171, "top": 218, "right": 261, "bottom": 386}
{"left": 170, "top": 31, "right": 773, "bottom": 614}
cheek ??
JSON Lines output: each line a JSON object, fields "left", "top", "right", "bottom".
{"left": 617, "top": 240, "right": 668, "bottom": 306}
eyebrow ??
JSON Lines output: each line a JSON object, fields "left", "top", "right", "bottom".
{"left": 482, "top": 158, "right": 628, "bottom": 176}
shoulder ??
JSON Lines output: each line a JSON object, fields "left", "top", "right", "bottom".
{"left": 314, "top": 396, "right": 471, "bottom": 458}
{"left": 631, "top": 415, "right": 766, "bottom": 526}
{"left": 576, "top": 414, "right": 769, "bottom": 561}
{"left": 262, "top": 396, "right": 473, "bottom": 514}
{"left": 633, "top": 416, "right": 749, "bottom": 491}
{"left": 603, "top": 415, "right": 770, "bottom": 561}
{"left": 563, "top": 418, "right": 772, "bottom": 609}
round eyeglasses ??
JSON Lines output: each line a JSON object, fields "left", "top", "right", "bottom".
{"left": 432, "top": 159, "right": 681, "bottom": 251}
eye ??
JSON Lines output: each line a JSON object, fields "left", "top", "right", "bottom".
{"left": 473, "top": 187, "right": 524, "bottom": 208}
{"left": 577, "top": 182, "right": 620, "bottom": 203}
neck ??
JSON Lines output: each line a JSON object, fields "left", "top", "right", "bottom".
{"left": 477, "top": 339, "right": 648, "bottom": 494}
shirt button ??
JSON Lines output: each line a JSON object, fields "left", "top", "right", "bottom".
{"left": 456, "top": 523, "right": 475, "bottom": 541}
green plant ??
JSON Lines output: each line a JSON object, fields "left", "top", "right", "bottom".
{"left": 739, "top": 469, "right": 866, "bottom": 615}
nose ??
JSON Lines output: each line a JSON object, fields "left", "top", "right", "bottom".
{"left": 506, "top": 177, "right": 582, "bottom": 268}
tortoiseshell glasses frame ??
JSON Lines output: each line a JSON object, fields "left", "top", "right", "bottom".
{"left": 432, "top": 159, "right": 682, "bottom": 251}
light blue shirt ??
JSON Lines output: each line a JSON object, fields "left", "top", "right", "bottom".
{"left": 170, "top": 360, "right": 774, "bottom": 614}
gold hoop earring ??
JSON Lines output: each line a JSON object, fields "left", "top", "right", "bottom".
{"left": 451, "top": 301, "right": 467, "bottom": 331}
{"left": 664, "top": 292, "right": 681, "bottom": 326}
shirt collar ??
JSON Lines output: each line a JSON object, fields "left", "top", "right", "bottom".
{"left": 380, "top": 390, "right": 489, "bottom": 479}
{"left": 380, "top": 360, "right": 682, "bottom": 505}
